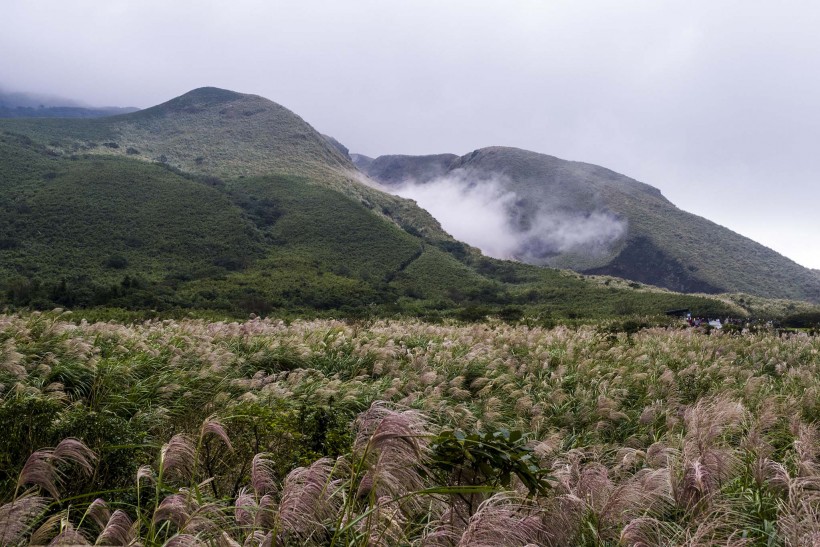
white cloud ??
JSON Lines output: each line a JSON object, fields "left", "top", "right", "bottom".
{"left": 390, "top": 171, "right": 626, "bottom": 262}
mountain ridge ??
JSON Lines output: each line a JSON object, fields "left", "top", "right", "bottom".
{"left": 0, "top": 88, "right": 138, "bottom": 118}
{"left": 0, "top": 86, "right": 813, "bottom": 317}
{"left": 359, "top": 146, "right": 820, "bottom": 303}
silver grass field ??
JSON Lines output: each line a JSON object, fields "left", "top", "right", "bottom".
{"left": 1, "top": 311, "right": 820, "bottom": 545}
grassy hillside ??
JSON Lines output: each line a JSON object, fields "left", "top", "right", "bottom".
{"left": 0, "top": 88, "right": 804, "bottom": 319}
{"left": 0, "top": 87, "right": 451, "bottom": 243}
{"left": 0, "top": 132, "right": 259, "bottom": 282}
{"left": 362, "top": 147, "right": 820, "bottom": 303}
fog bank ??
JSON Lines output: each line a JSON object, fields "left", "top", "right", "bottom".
{"left": 388, "top": 171, "right": 626, "bottom": 262}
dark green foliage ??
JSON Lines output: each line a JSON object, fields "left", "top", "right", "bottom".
{"left": 0, "top": 134, "right": 261, "bottom": 288}
{"left": 496, "top": 306, "right": 525, "bottom": 323}
{"left": 431, "top": 428, "right": 550, "bottom": 495}
{"left": 456, "top": 306, "right": 492, "bottom": 322}
{"left": 782, "top": 311, "right": 820, "bottom": 328}
{"left": 434, "top": 240, "right": 471, "bottom": 261}
{"left": 218, "top": 398, "right": 355, "bottom": 492}
{"left": 104, "top": 254, "right": 129, "bottom": 269}
{"left": 0, "top": 395, "right": 63, "bottom": 493}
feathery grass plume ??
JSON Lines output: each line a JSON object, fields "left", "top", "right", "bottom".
{"left": 793, "top": 421, "right": 820, "bottom": 477}
{"left": 772, "top": 442, "right": 820, "bottom": 547}
{"left": 620, "top": 516, "right": 680, "bottom": 547}
{"left": 419, "top": 516, "right": 461, "bottom": 547}
{"left": 220, "top": 531, "right": 242, "bottom": 547}
{"left": 646, "top": 442, "right": 678, "bottom": 469}
{"left": 675, "top": 397, "right": 745, "bottom": 511}
{"left": 353, "top": 402, "right": 432, "bottom": 506}
{"left": 0, "top": 492, "right": 48, "bottom": 545}
{"left": 277, "top": 457, "right": 341, "bottom": 543}
{"left": 676, "top": 455, "right": 730, "bottom": 512}
{"left": 593, "top": 467, "right": 674, "bottom": 542}
{"left": 160, "top": 434, "right": 197, "bottom": 483}
{"left": 163, "top": 533, "right": 200, "bottom": 547}
{"left": 762, "top": 459, "right": 791, "bottom": 497}
{"left": 137, "top": 464, "right": 155, "bottom": 484}
{"left": 152, "top": 492, "right": 226, "bottom": 541}
{"left": 254, "top": 494, "right": 277, "bottom": 529}
{"left": 357, "top": 495, "right": 408, "bottom": 546}
{"left": 183, "top": 501, "right": 229, "bottom": 538}
{"left": 353, "top": 402, "right": 430, "bottom": 457}
{"left": 575, "top": 462, "right": 614, "bottom": 513}
{"left": 778, "top": 496, "right": 820, "bottom": 547}
{"left": 456, "top": 493, "right": 544, "bottom": 547}
{"left": 612, "top": 447, "right": 646, "bottom": 478}
{"left": 48, "top": 520, "right": 91, "bottom": 545}
{"left": 250, "top": 453, "right": 277, "bottom": 496}
{"left": 531, "top": 434, "right": 562, "bottom": 466}
{"left": 83, "top": 498, "right": 111, "bottom": 531}
{"left": 94, "top": 509, "right": 135, "bottom": 546}
{"left": 28, "top": 511, "right": 64, "bottom": 546}
{"left": 53, "top": 438, "right": 96, "bottom": 474}
{"left": 43, "top": 382, "right": 68, "bottom": 402}
{"left": 201, "top": 415, "right": 233, "bottom": 451}
{"left": 684, "top": 396, "right": 746, "bottom": 449}
{"left": 154, "top": 493, "right": 195, "bottom": 529}
{"left": 17, "top": 438, "right": 97, "bottom": 499}
{"left": 554, "top": 494, "right": 591, "bottom": 546}
{"left": 235, "top": 487, "right": 257, "bottom": 527}
{"left": 1, "top": 358, "right": 26, "bottom": 379}
{"left": 676, "top": 500, "right": 756, "bottom": 546}
{"left": 243, "top": 530, "right": 268, "bottom": 547}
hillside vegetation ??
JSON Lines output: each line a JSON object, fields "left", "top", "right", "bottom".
{"left": 0, "top": 88, "right": 445, "bottom": 242}
{"left": 361, "top": 148, "right": 820, "bottom": 303}
{"left": 0, "top": 87, "right": 772, "bottom": 320}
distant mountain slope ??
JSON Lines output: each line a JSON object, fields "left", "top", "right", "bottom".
{"left": 0, "top": 87, "right": 783, "bottom": 317}
{"left": 0, "top": 105, "right": 139, "bottom": 118}
{"left": 365, "top": 154, "right": 458, "bottom": 185}
{"left": 350, "top": 153, "right": 374, "bottom": 171}
{"left": 0, "top": 89, "right": 137, "bottom": 118}
{"left": 360, "top": 147, "right": 820, "bottom": 303}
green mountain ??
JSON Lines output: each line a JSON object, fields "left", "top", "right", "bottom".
{"left": 0, "top": 88, "right": 789, "bottom": 318}
{"left": 359, "top": 147, "right": 820, "bottom": 303}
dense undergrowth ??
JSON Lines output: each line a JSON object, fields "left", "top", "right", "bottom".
{"left": 1, "top": 311, "right": 820, "bottom": 545}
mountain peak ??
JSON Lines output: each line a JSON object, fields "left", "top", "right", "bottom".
{"left": 181, "top": 87, "right": 245, "bottom": 102}
{"left": 136, "top": 87, "right": 249, "bottom": 117}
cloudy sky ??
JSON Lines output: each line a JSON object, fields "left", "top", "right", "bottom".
{"left": 3, "top": 0, "right": 819, "bottom": 268}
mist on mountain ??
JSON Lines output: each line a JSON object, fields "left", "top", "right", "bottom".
{"left": 387, "top": 168, "right": 626, "bottom": 262}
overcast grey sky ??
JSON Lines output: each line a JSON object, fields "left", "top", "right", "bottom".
{"left": 3, "top": 0, "right": 819, "bottom": 268}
